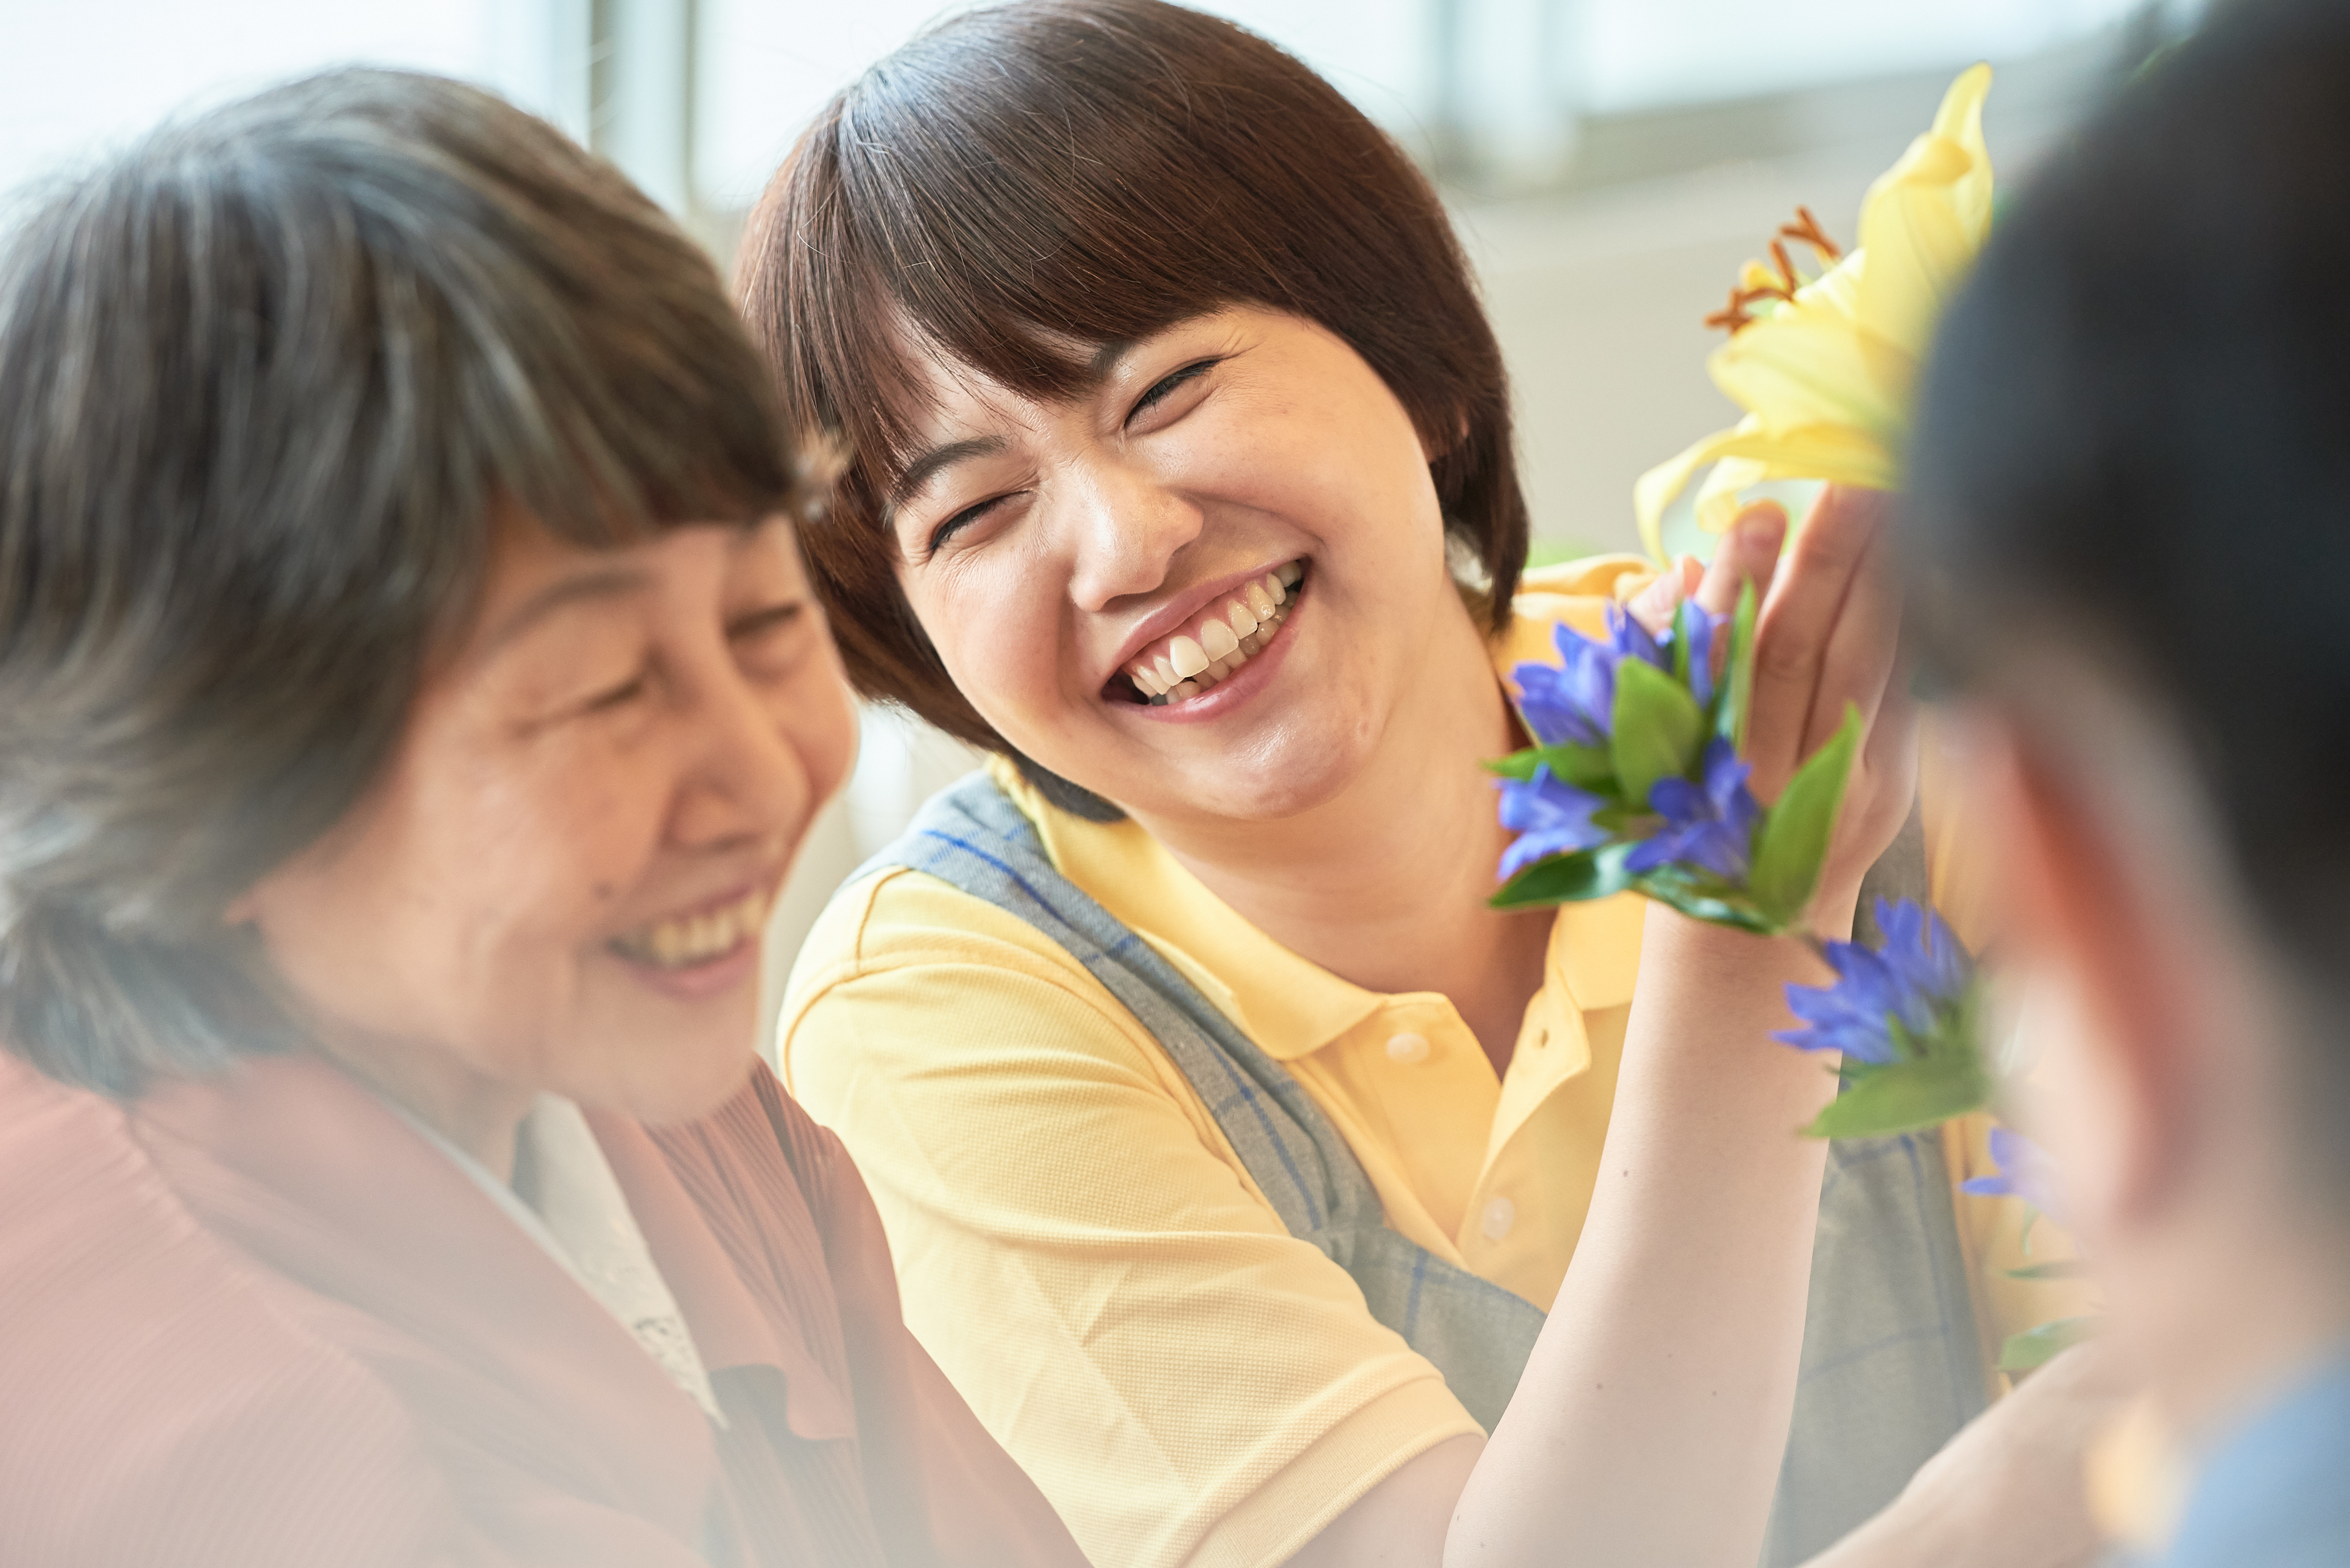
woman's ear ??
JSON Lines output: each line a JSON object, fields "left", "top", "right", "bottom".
{"left": 1988, "top": 714, "right": 2200, "bottom": 1240}
{"left": 1419, "top": 405, "right": 1469, "bottom": 464}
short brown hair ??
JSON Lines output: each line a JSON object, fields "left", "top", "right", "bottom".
{"left": 0, "top": 69, "right": 796, "bottom": 1094}
{"left": 736, "top": 0, "right": 1528, "bottom": 752}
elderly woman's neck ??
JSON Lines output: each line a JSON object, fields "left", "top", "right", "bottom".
{"left": 1139, "top": 605, "right": 1548, "bottom": 1070}
{"left": 310, "top": 1034, "right": 535, "bottom": 1184}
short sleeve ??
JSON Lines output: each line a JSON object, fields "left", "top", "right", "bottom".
{"left": 778, "top": 871, "right": 1479, "bottom": 1568}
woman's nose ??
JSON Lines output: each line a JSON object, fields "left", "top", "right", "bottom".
{"left": 668, "top": 664, "right": 818, "bottom": 856}
{"left": 1063, "top": 461, "right": 1202, "bottom": 611}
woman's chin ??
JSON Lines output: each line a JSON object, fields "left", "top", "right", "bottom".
{"left": 576, "top": 958, "right": 766, "bottom": 1124}
{"left": 595, "top": 1035, "right": 762, "bottom": 1128}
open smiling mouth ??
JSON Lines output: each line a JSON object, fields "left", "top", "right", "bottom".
{"left": 609, "top": 887, "right": 771, "bottom": 971}
{"left": 1110, "top": 560, "right": 1305, "bottom": 707}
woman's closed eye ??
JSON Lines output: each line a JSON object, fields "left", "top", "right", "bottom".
{"left": 577, "top": 668, "right": 650, "bottom": 716}
{"left": 728, "top": 600, "right": 814, "bottom": 674}
{"left": 924, "top": 492, "right": 1019, "bottom": 560}
{"left": 1126, "top": 357, "right": 1224, "bottom": 429}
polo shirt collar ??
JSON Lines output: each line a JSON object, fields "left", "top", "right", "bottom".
{"left": 996, "top": 571, "right": 1650, "bottom": 1057}
{"left": 1008, "top": 757, "right": 1384, "bottom": 1060}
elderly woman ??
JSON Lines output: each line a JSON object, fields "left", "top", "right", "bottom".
{"left": 0, "top": 71, "right": 1085, "bottom": 1567}
{"left": 743, "top": 4, "right": 2097, "bottom": 1566}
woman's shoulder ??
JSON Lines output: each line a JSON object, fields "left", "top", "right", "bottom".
{"left": 0, "top": 1056, "right": 446, "bottom": 1566}
{"left": 776, "top": 854, "right": 1174, "bottom": 1100}
{"left": 782, "top": 855, "right": 1109, "bottom": 1008}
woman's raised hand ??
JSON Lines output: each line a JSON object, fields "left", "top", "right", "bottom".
{"left": 1629, "top": 486, "right": 1918, "bottom": 929}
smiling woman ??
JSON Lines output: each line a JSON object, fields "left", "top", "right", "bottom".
{"left": 742, "top": 4, "right": 2106, "bottom": 1567}
{"left": 0, "top": 69, "right": 1085, "bottom": 1567}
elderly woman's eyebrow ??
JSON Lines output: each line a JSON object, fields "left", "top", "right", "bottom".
{"left": 884, "top": 436, "right": 1008, "bottom": 523}
{"left": 482, "top": 566, "right": 652, "bottom": 653}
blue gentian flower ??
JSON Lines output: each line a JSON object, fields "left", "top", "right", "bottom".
{"left": 1961, "top": 1125, "right": 2065, "bottom": 1221}
{"left": 1624, "top": 738, "right": 1760, "bottom": 881}
{"left": 1510, "top": 605, "right": 1672, "bottom": 748}
{"left": 1605, "top": 600, "right": 1667, "bottom": 673}
{"left": 1774, "top": 897, "right": 1973, "bottom": 1066}
{"left": 1496, "top": 765, "right": 1609, "bottom": 879}
{"left": 1512, "top": 625, "right": 1616, "bottom": 748}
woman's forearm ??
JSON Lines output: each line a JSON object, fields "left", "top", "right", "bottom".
{"left": 1447, "top": 901, "right": 1848, "bottom": 1568}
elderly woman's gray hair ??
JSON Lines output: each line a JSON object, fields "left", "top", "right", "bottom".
{"left": 0, "top": 69, "right": 798, "bottom": 1094}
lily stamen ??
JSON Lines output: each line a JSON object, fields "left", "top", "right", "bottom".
{"left": 1706, "top": 208, "right": 1848, "bottom": 338}
{"left": 1777, "top": 205, "right": 1844, "bottom": 263}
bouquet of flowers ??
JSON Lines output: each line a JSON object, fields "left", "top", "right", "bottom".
{"left": 1493, "top": 62, "right": 2095, "bottom": 1366}
{"left": 1488, "top": 590, "right": 1979, "bottom": 1141}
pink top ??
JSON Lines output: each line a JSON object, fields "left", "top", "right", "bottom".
{"left": 0, "top": 1048, "right": 1088, "bottom": 1567}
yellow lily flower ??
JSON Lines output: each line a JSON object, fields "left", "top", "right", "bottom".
{"left": 1634, "top": 63, "right": 1996, "bottom": 562}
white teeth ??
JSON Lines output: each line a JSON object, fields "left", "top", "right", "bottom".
{"left": 1123, "top": 562, "right": 1307, "bottom": 707}
{"left": 619, "top": 888, "right": 769, "bottom": 971}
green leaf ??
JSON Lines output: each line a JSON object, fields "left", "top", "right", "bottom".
{"left": 2004, "top": 1260, "right": 2092, "bottom": 1282}
{"left": 1485, "top": 742, "right": 1620, "bottom": 796}
{"left": 1633, "top": 872, "right": 1782, "bottom": 935}
{"left": 1801, "top": 1049, "right": 1993, "bottom": 1140}
{"left": 1610, "top": 659, "right": 1707, "bottom": 810}
{"left": 1671, "top": 599, "right": 1699, "bottom": 689}
{"left": 1489, "top": 842, "right": 1634, "bottom": 910}
{"left": 1998, "top": 1315, "right": 2100, "bottom": 1374}
{"left": 1537, "top": 741, "right": 1619, "bottom": 794}
{"left": 1718, "top": 579, "right": 1759, "bottom": 748}
{"left": 1749, "top": 703, "right": 1861, "bottom": 926}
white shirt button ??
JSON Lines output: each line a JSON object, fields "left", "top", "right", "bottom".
{"left": 1481, "top": 1196, "right": 1516, "bottom": 1241}
{"left": 1385, "top": 1032, "right": 1431, "bottom": 1064}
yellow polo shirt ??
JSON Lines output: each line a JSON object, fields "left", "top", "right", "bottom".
{"left": 778, "top": 557, "right": 2086, "bottom": 1568}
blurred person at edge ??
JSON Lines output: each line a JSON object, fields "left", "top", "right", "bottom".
{"left": 743, "top": 4, "right": 2119, "bottom": 1567}
{"left": 1903, "top": 0, "right": 2350, "bottom": 1562}
{"left": 0, "top": 70, "right": 1090, "bottom": 1567}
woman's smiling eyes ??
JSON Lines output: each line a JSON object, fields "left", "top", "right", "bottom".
{"left": 915, "top": 353, "right": 1228, "bottom": 561}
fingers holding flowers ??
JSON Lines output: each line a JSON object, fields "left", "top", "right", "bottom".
{"left": 1490, "top": 483, "right": 1908, "bottom": 939}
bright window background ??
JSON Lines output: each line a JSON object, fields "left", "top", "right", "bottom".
{"left": 0, "top": 0, "right": 590, "bottom": 202}
{"left": 0, "top": 0, "right": 2198, "bottom": 1005}
{"left": 690, "top": 0, "right": 2157, "bottom": 204}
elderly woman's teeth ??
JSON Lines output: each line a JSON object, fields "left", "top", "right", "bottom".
{"left": 616, "top": 888, "right": 770, "bottom": 969}
{"left": 1128, "top": 560, "right": 1305, "bottom": 705}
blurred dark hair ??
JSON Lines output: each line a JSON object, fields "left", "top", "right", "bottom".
{"left": 1905, "top": 0, "right": 2350, "bottom": 1169}
{"left": 0, "top": 69, "right": 797, "bottom": 1095}
{"left": 736, "top": 0, "right": 1528, "bottom": 767}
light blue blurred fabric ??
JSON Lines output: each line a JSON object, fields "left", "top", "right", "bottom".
{"left": 2148, "top": 1350, "right": 2350, "bottom": 1568}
